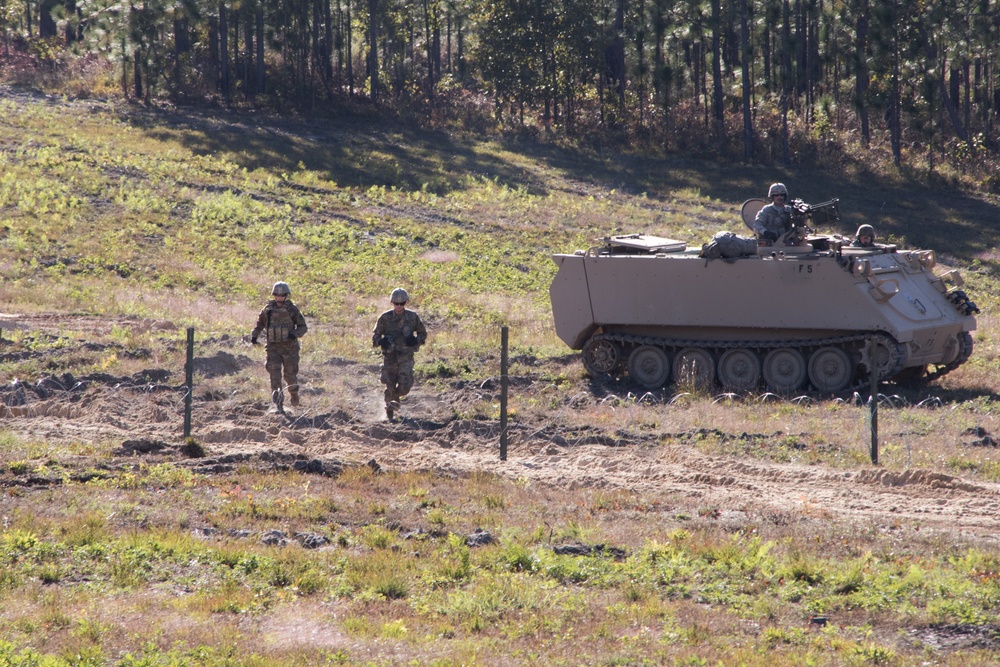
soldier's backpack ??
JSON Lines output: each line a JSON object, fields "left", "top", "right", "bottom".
{"left": 699, "top": 231, "right": 758, "bottom": 260}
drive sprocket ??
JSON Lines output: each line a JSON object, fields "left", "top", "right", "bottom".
{"left": 858, "top": 334, "right": 906, "bottom": 380}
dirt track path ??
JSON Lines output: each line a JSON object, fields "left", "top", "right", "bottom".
{"left": 361, "top": 437, "right": 1000, "bottom": 539}
{"left": 4, "top": 312, "right": 1000, "bottom": 544}
{"left": 5, "top": 394, "right": 1000, "bottom": 542}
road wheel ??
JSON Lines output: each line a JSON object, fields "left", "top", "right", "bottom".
{"left": 673, "top": 347, "right": 715, "bottom": 390}
{"left": 628, "top": 345, "right": 670, "bottom": 389}
{"left": 582, "top": 337, "right": 620, "bottom": 376}
{"left": 808, "top": 346, "right": 853, "bottom": 393}
{"left": 762, "top": 348, "right": 806, "bottom": 392}
{"left": 718, "top": 348, "right": 761, "bottom": 392}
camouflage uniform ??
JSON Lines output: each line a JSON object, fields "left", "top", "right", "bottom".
{"left": 372, "top": 307, "right": 427, "bottom": 417}
{"left": 753, "top": 203, "right": 792, "bottom": 241}
{"left": 252, "top": 299, "right": 307, "bottom": 405}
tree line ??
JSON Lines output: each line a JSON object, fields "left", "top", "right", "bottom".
{"left": 2, "top": 0, "right": 998, "bottom": 172}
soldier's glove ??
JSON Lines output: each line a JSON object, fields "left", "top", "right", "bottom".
{"left": 251, "top": 336, "right": 259, "bottom": 346}
{"left": 378, "top": 336, "right": 393, "bottom": 351}
{"left": 404, "top": 333, "right": 420, "bottom": 347}
{"left": 288, "top": 333, "right": 296, "bottom": 340}
{"left": 762, "top": 230, "right": 779, "bottom": 242}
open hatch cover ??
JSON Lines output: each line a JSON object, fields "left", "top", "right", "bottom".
{"left": 604, "top": 234, "right": 687, "bottom": 253}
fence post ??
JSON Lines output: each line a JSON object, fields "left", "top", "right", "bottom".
{"left": 184, "top": 327, "right": 195, "bottom": 438}
{"left": 869, "top": 339, "right": 879, "bottom": 465}
{"left": 500, "top": 326, "right": 508, "bottom": 461}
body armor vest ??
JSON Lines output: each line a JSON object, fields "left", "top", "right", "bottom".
{"left": 267, "top": 306, "right": 296, "bottom": 343}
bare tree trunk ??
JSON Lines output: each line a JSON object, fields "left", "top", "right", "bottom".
{"left": 256, "top": 5, "right": 264, "bottom": 95}
{"left": 133, "top": 48, "right": 143, "bottom": 99}
{"left": 890, "top": 46, "right": 901, "bottom": 167}
{"left": 986, "top": 56, "right": 994, "bottom": 137}
{"left": 964, "top": 59, "right": 972, "bottom": 152}
{"left": 423, "top": 0, "right": 434, "bottom": 100}
{"left": 614, "top": 0, "right": 625, "bottom": 108}
{"left": 121, "top": 47, "right": 128, "bottom": 97}
{"left": 39, "top": 0, "right": 57, "bottom": 37}
{"left": 538, "top": 0, "right": 550, "bottom": 124}
{"left": 795, "top": 0, "right": 805, "bottom": 97}
{"left": 807, "top": 0, "right": 819, "bottom": 112}
{"left": 711, "top": 0, "right": 724, "bottom": 126}
{"left": 762, "top": 25, "right": 771, "bottom": 91}
{"left": 939, "top": 58, "right": 968, "bottom": 143}
{"left": 741, "top": 0, "right": 753, "bottom": 160}
{"left": 781, "top": 0, "right": 791, "bottom": 162}
{"left": 457, "top": 14, "right": 465, "bottom": 80}
{"left": 368, "top": 0, "right": 378, "bottom": 104}
{"left": 312, "top": 0, "right": 322, "bottom": 100}
{"left": 244, "top": 4, "right": 253, "bottom": 98}
{"left": 231, "top": 7, "right": 241, "bottom": 95}
{"left": 434, "top": 25, "right": 441, "bottom": 79}
{"left": 324, "top": 0, "right": 333, "bottom": 83}
{"left": 927, "top": 119, "right": 935, "bottom": 179}
{"left": 700, "top": 41, "right": 709, "bottom": 127}
{"left": 65, "top": 0, "right": 80, "bottom": 43}
{"left": 346, "top": 0, "right": 354, "bottom": 95}
{"left": 219, "top": 3, "right": 230, "bottom": 100}
{"left": 855, "top": 0, "right": 869, "bottom": 147}
{"left": 174, "top": 18, "right": 188, "bottom": 94}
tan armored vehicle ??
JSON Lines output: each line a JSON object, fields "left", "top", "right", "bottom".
{"left": 549, "top": 198, "right": 979, "bottom": 393}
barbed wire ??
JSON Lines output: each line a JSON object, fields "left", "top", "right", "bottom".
{"left": 0, "top": 364, "right": 991, "bottom": 472}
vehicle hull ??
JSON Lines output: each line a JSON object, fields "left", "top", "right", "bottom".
{"left": 550, "top": 234, "right": 977, "bottom": 391}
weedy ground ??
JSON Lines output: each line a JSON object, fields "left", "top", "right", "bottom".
{"left": 2, "top": 87, "right": 1000, "bottom": 665}
{"left": 2, "top": 448, "right": 1000, "bottom": 667}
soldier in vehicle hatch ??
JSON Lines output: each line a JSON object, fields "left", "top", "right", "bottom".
{"left": 851, "top": 224, "right": 877, "bottom": 248}
{"left": 251, "top": 281, "right": 308, "bottom": 410}
{"left": 372, "top": 288, "right": 427, "bottom": 421}
{"left": 753, "top": 182, "right": 793, "bottom": 242}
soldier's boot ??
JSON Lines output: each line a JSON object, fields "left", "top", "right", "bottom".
{"left": 271, "top": 388, "right": 284, "bottom": 413}
{"left": 289, "top": 390, "right": 300, "bottom": 407}
{"left": 385, "top": 385, "right": 400, "bottom": 418}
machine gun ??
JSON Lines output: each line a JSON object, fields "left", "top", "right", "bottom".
{"left": 789, "top": 198, "right": 840, "bottom": 228}
{"left": 781, "top": 198, "right": 840, "bottom": 245}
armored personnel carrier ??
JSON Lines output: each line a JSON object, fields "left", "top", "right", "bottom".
{"left": 549, "top": 198, "right": 979, "bottom": 393}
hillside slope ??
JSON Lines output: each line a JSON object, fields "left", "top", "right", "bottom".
{"left": 3, "top": 88, "right": 1000, "bottom": 665}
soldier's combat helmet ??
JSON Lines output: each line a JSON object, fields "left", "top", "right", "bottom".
{"left": 390, "top": 288, "right": 409, "bottom": 304}
{"left": 767, "top": 182, "right": 788, "bottom": 197}
{"left": 856, "top": 224, "right": 875, "bottom": 239}
{"left": 272, "top": 281, "right": 291, "bottom": 296}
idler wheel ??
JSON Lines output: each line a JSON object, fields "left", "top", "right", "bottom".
{"left": 762, "top": 348, "right": 807, "bottom": 392}
{"left": 718, "top": 348, "right": 761, "bottom": 392}
{"left": 808, "top": 346, "right": 853, "bottom": 393}
{"left": 673, "top": 347, "right": 716, "bottom": 390}
{"left": 628, "top": 345, "right": 670, "bottom": 389}
{"left": 582, "top": 337, "right": 621, "bottom": 376}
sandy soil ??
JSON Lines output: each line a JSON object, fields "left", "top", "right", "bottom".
{"left": 3, "top": 312, "right": 1000, "bottom": 547}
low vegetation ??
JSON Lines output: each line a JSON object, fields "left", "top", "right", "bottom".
{"left": 0, "top": 460, "right": 999, "bottom": 666}
{"left": 1, "top": 88, "right": 1000, "bottom": 664}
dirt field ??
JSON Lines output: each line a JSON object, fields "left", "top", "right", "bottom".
{"left": 4, "top": 312, "right": 1000, "bottom": 551}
